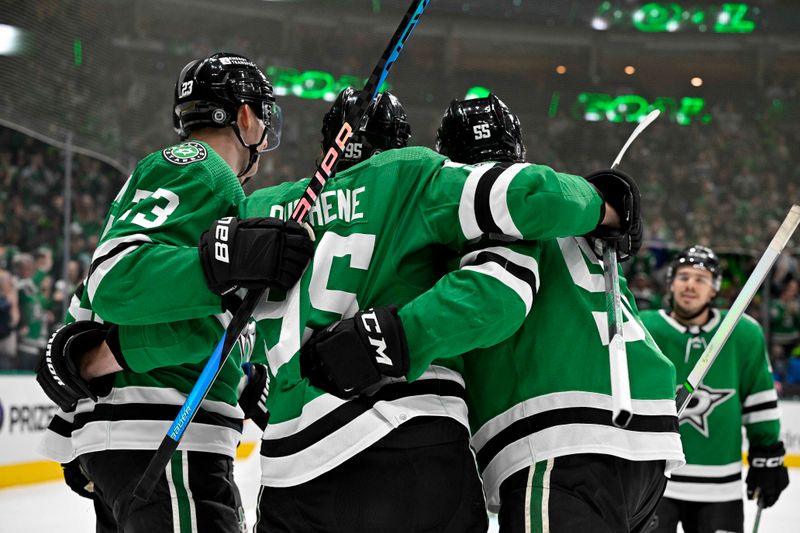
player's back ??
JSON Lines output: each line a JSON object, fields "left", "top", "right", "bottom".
{"left": 463, "top": 235, "right": 684, "bottom": 511}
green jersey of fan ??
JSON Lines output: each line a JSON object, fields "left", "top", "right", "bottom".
{"left": 640, "top": 309, "right": 780, "bottom": 502}
{"left": 458, "top": 236, "right": 685, "bottom": 511}
{"left": 238, "top": 147, "right": 604, "bottom": 488}
{"left": 40, "top": 141, "right": 259, "bottom": 464}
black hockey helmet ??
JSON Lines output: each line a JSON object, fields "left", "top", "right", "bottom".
{"left": 435, "top": 93, "right": 525, "bottom": 165}
{"left": 667, "top": 245, "right": 722, "bottom": 291}
{"left": 174, "top": 52, "right": 282, "bottom": 176}
{"left": 321, "top": 87, "right": 412, "bottom": 170}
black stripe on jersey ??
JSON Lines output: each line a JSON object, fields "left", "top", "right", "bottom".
{"left": 741, "top": 400, "right": 778, "bottom": 414}
{"left": 260, "top": 379, "right": 466, "bottom": 458}
{"left": 74, "top": 280, "right": 86, "bottom": 301}
{"left": 471, "top": 251, "right": 538, "bottom": 297}
{"left": 71, "top": 403, "right": 243, "bottom": 432}
{"left": 475, "top": 407, "right": 678, "bottom": 473}
{"left": 48, "top": 414, "right": 74, "bottom": 438}
{"left": 670, "top": 472, "right": 741, "bottom": 484}
{"left": 474, "top": 163, "right": 512, "bottom": 234}
{"left": 88, "top": 241, "right": 141, "bottom": 280}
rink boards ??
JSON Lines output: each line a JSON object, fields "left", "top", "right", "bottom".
{"left": 2, "top": 373, "right": 800, "bottom": 489}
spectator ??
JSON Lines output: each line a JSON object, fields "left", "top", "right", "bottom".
{"left": 0, "top": 269, "right": 19, "bottom": 369}
{"left": 13, "top": 253, "right": 48, "bottom": 369}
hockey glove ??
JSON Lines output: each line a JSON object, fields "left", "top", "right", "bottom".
{"left": 300, "top": 306, "right": 410, "bottom": 398}
{"left": 240, "top": 362, "right": 270, "bottom": 431}
{"left": 199, "top": 216, "right": 314, "bottom": 296}
{"left": 62, "top": 459, "right": 95, "bottom": 500}
{"left": 35, "top": 321, "right": 114, "bottom": 412}
{"left": 586, "top": 168, "right": 643, "bottom": 261}
{"left": 746, "top": 442, "right": 790, "bottom": 508}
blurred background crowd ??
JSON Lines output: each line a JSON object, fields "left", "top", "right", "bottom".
{"left": 2, "top": 0, "right": 799, "bottom": 396}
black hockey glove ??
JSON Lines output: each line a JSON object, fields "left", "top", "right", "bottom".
{"left": 300, "top": 306, "right": 410, "bottom": 398}
{"left": 199, "top": 216, "right": 314, "bottom": 296}
{"left": 586, "top": 168, "right": 643, "bottom": 262}
{"left": 240, "top": 362, "right": 270, "bottom": 431}
{"left": 35, "top": 321, "right": 114, "bottom": 412}
{"left": 62, "top": 459, "right": 95, "bottom": 500}
{"left": 746, "top": 442, "right": 790, "bottom": 508}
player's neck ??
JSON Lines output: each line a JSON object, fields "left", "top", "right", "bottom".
{"left": 190, "top": 129, "right": 245, "bottom": 177}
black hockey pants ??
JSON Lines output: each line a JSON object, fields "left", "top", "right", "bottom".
{"left": 78, "top": 449, "right": 246, "bottom": 533}
{"left": 646, "top": 497, "right": 743, "bottom": 533}
{"left": 255, "top": 416, "right": 489, "bottom": 533}
{"left": 498, "top": 454, "right": 667, "bottom": 533}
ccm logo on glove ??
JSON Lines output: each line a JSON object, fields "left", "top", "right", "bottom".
{"left": 750, "top": 456, "right": 784, "bottom": 468}
{"left": 360, "top": 309, "right": 393, "bottom": 367}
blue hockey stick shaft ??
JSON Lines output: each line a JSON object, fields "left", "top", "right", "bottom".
{"left": 133, "top": 0, "right": 431, "bottom": 502}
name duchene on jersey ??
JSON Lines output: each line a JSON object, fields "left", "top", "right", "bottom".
{"left": 268, "top": 186, "right": 367, "bottom": 227}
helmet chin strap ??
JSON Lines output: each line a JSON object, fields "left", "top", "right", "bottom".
{"left": 231, "top": 122, "right": 269, "bottom": 183}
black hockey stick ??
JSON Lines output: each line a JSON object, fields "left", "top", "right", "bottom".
{"left": 132, "top": 0, "right": 431, "bottom": 502}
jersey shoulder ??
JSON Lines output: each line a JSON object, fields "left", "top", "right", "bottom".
{"left": 136, "top": 141, "right": 243, "bottom": 204}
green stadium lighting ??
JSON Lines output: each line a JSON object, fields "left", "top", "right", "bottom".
{"left": 465, "top": 86, "right": 491, "bottom": 100}
{"left": 598, "top": 2, "right": 756, "bottom": 33}
{"left": 73, "top": 39, "right": 82, "bottom": 66}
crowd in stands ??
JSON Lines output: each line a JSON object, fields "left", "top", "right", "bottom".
{"left": 2, "top": 85, "right": 800, "bottom": 395}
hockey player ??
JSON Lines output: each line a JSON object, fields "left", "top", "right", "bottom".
{"left": 36, "top": 53, "right": 313, "bottom": 532}
{"left": 422, "top": 93, "right": 684, "bottom": 532}
{"left": 641, "top": 245, "right": 788, "bottom": 533}
{"left": 231, "top": 88, "right": 631, "bottom": 532}
{"left": 321, "top": 86, "right": 411, "bottom": 170}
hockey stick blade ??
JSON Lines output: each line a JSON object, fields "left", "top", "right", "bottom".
{"left": 676, "top": 204, "right": 800, "bottom": 416}
{"left": 133, "top": 0, "right": 431, "bottom": 503}
{"left": 605, "top": 110, "right": 661, "bottom": 428}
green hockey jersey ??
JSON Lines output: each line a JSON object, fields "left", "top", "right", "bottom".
{"left": 640, "top": 308, "right": 780, "bottom": 502}
{"left": 238, "top": 147, "right": 603, "bottom": 487}
{"left": 461, "top": 237, "right": 685, "bottom": 512}
{"left": 40, "top": 141, "right": 257, "bottom": 463}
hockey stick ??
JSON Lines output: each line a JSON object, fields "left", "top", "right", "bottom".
{"left": 132, "top": 0, "right": 431, "bottom": 502}
{"left": 604, "top": 109, "right": 661, "bottom": 428}
{"left": 752, "top": 488, "right": 764, "bottom": 533}
{"left": 676, "top": 204, "right": 800, "bottom": 416}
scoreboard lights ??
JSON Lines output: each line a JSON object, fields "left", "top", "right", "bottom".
{"left": 593, "top": 2, "right": 757, "bottom": 33}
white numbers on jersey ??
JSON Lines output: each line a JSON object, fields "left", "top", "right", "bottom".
{"left": 343, "top": 142, "right": 363, "bottom": 160}
{"left": 254, "top": 231, "right": 375, "bottom": 372}
{"left": 558, "top": 237, "right": 646, "bottom": 346}
{"left": 473, "top": 123, "right": 491, "bottom": 140}
{"left": 118, "top": 188, "right": 180, "bottom": 229}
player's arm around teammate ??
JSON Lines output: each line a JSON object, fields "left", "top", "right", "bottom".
{"left": 36, "top": 53, "right": 312, "bottom": 533}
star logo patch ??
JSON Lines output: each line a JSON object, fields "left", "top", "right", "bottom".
{"left": 679, "top": 384, "right": 735, "bottom": 437}
{"left": 163, "top": 142, "right": 207, "bottom": 165}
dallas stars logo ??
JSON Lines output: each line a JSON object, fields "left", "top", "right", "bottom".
{"left": 679, "top": 384, "right": 735, "bottom": 437}
{"left": 163, "top": 142, "right": 208, "bottom": 165}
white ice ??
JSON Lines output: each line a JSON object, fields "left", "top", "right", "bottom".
{"left": 1, "top": 451, "right": 797, "bottom": 532}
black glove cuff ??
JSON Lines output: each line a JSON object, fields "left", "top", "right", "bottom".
{"left": 749, "top": 441, "right": 786, "bottom": 466}
{"left": 104, "top": 325, "right": 129, "bottom": 371}
{"left": 589, "top": 183, "right": 607, "bottom": 228}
